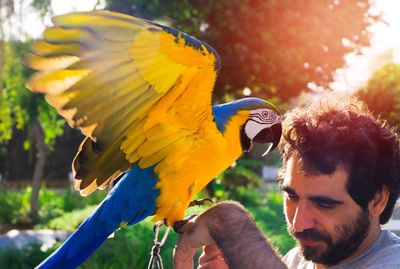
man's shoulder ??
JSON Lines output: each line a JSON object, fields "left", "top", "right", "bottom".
{"left": 363, "top": 230, "right": 400, "bottom": 268}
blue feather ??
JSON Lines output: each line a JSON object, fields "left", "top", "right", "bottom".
{"left": 36, "top": 167, "right": 159, "bottom": 269}
{"left": 213, "top": 97, "right": 269, "bottom": 133}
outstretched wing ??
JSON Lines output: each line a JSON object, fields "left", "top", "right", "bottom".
{"left": 26, "top": 10, "right": 220, "bottom": 195}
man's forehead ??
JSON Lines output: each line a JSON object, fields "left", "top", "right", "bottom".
{"left": 282, "top": 156, "right": 350, "bottom": 195}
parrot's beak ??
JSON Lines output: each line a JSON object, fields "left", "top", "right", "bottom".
{"left": 253, "top": 123, "right": 282, "bottom": 156}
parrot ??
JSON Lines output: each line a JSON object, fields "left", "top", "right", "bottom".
{"left": 25, "top": 10, "right": 283, "bottom": 269}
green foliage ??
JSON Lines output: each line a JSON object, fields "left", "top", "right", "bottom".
{"left": 107, "top": 0, "right": 376, "bottom": 101}
{"left": 356, "top": 63, "right": 400, "bottom": 129}
{"left": 210, "top": 158, "right": 272, "bottom": 201}
{"left": 0, "top": 188, "right": 31, "bottom": 225}
{"left": 43, "top": 206, "right": 97, "bottom": 231}
{"left": 32, "top": 0, "right": 52, "bottom": 18}
{"left": 0, "top": 188, "right": 106, "bottom": 226}
{"left": 0, "top": 88, "right": 13, "bottom": 141}
{"left": 0, "top": 43, "right": 30, "bottom": 142}
{"left": 0, "top": 243, "right": 54, "bottom": 269}
{"left": 0, "top": 40, "right": 65, "bottom": 149}
{"left": 37, "top": 102, "right": 66, "bottom": 150}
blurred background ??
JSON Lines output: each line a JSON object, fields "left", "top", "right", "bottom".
{"left": 0, "top": 0, "right": 400, "bottom": 268}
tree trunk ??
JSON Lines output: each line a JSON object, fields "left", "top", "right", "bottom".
{"left": 29, "top": 121, "right": 46, "bottom": 219}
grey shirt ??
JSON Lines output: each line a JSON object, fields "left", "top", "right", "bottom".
{"left": 283, "top": 229, "right": 400, "bottom": 268}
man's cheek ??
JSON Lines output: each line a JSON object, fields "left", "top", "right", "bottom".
{"left": 283, "top": 200, "right": 295, "bottom": 224}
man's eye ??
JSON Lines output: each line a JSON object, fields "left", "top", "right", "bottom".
{"left": 285, "top": 193, "right": 298, "bottom": 200}
{"left": 316, "top": 202, "right": 335, "bottom": 209}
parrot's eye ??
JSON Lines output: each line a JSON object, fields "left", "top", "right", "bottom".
{"left": 261, "top": 110, "right": 276, "bottom": 123}
{"left": 262, "top": 111, "right": 270, "bottom": 119}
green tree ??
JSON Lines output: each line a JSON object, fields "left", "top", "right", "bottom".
{"left": 0, "top": 40, "right": 65, "bottom": 219}
{"left": 0, "top": 0, "right": 65, "bottom": 219}
{"left": 356, "top": 63, "right": 400, "bottom": 129}
{"left": 106, "top": 0, "right": 377, "bottom": 101}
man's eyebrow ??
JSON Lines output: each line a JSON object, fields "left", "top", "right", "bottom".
{"left": 280, "top": 185, "right": 344, "bottom": 205}
{"left": 308, "top": 196, "right": 344, "bottom": 205}
{"left": 280, "top": 185, "right": 297, "bottom": 195}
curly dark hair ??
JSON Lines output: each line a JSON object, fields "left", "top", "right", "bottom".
{"left": 279, "top": 94, "right": 400, "bottom": 224}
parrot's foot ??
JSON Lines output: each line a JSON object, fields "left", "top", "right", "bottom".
{"left": 173, "top": 198, "right": 213, "bottom": 233}
{"left": 189, "top": 197, "right": 214, "bottom": 207}
{"left": 173, "top": 213, "right": 197, "bottom": 234}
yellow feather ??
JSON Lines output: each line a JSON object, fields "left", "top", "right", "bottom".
{"left": 126, "top": 152, "right": 141, "bottom": 163}
{"left": 138, "top": 142, "right": 177, "bottom": 168}
{"left": 159, "top": 32, "right": 215, "bottom": 68}
{"left": 27, "top": 69, "right": 90, "bottom": 95}
{"left": 132, "top": 31, "right": 186, "bottom": 94}
{"left": 43, "top": 27, "right": 91, "bottom": 43}
{"left": 91, "top": 98, "right": 155, "bottom": 141}
{"left": 122, "top": 134, "right": 146, "bottom": 155}
{"left": 145, "top": 125, "right": 180, "bottom": 141}
{"left": 53, "top": 11, "right": 146, "bottom": 30}
{"left": 31, "top": 41, "right": 81, "bottom": 57}
{"left": 138, "top": 131, "right": 190, "bottom": 157}
{"left": 24, "top": 53, "right": 79, "bottom": 71}
{"left": 63, "top": 69, "right": 147, "bottom": 111}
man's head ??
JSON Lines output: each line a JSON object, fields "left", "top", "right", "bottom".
{"left": 279, "top": 95, "right": 400, "bottom": 264}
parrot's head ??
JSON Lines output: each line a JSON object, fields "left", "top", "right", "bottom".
{"left": 239, "top": 100, "right": 282, "bottom": 156}
{"left": 213, "top": 97, "right": 282, "bottom": 156}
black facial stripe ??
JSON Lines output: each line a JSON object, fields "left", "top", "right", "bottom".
{"left": 248, "top": 118, "right": 275, "bottom": 125}
{"left": 240, "top": 125, "right": 252, "bottom": 151}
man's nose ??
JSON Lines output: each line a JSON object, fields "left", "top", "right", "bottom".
{"left": 292, "top": 203, "right": 316, "bottom": 232}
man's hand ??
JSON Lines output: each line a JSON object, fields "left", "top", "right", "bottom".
{"left": 173, "top": 211, "right": 228, "bottom": 269}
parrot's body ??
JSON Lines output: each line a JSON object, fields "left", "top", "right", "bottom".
{"left": 26, "top": 11, "right": 282, "bottom": 268}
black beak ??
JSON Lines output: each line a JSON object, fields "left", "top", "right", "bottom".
{"left": 253, "top": 123, "right": 282, "bottom": 155}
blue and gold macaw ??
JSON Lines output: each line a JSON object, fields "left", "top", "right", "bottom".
{"left": 26, "top": 10, "right": 282, "bottom": 268}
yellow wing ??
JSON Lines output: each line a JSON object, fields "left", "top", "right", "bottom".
{"left": 26, "top": 10, "right": 220, "bottom": 196}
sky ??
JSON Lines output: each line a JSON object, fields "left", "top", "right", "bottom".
{"left": 330, "top": 0, "right": 400, "bottom": 92}
{"left": 4, "top": 0, "right": 105, "bottom": 39}
{"left": 4, "top": 0, "right": 400, "bottom": 93}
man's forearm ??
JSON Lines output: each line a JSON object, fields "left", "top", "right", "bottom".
{"left": 205, "top": 201, "right": 287, "bottom": 269}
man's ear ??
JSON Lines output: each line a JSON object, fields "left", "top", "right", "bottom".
{"left": 368, "top": 186, "right": 389, "bottom": 217}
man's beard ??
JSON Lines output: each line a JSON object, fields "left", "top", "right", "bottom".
{"left": 288, "top": 209, "right": 370, "bottom": 265}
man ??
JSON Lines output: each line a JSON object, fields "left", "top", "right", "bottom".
{"left": 173, "top": 95, "right": 400, "bottom": 269}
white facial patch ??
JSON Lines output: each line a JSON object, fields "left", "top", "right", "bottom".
{"left": 244, "top": 108, "right": 281, "bottom": 140}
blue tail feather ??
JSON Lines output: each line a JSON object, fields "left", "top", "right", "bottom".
{"left": 36, "top": 166, "right": 159, "bottom": 269}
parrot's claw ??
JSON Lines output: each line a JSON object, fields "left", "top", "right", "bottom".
{"left": 172, "top": 198, "right": 213, "bottom": 233}
{"left": 189, "top": 197, "right": 214, "bottom": 207}
{"left": 173, "top": 213, "right": 198, "bottom": 234}
{"left": 153, "top": 219, "right": 167, "bottom": 232}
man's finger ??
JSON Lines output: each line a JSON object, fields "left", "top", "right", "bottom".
{"left": 173, "top": 239, "right": 197, "bottom": 269}
{"left": 198, "top": 245, "right": 228, "bottom": 269}
{"left": 198, "top": 258, "right": 229, "bottom": 269}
